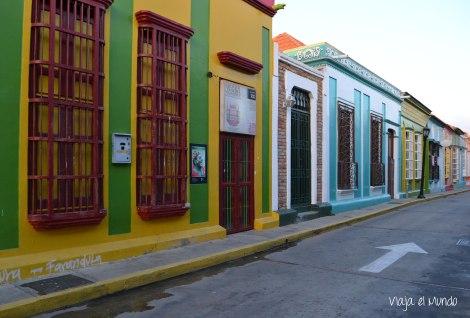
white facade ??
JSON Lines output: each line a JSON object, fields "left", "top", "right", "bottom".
{"left": 428, "top": 117, "right": 445, "bottom": 193}
{"left": 271, "top": 46, "right": 325, "bottom": 211}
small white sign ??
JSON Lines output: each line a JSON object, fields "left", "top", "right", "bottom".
{"left": 220, "top": 79, "right": 257, "bottom": 136}
{"left": 112, "top": 133, "right": 131, "bottom": 164}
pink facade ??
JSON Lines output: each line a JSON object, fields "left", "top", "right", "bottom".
{"left": 260, "top": 0, "right": 275, "bottom": 5}
{"left": 466, "top": 134, "right": 470, "bottom": 185}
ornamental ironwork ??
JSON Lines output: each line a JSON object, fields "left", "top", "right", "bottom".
{"left": 292, "top": 87, "right": 310, "bottom": 112}
{"left": 370, "top": 114, "right": 384, "bottom": 186}
{"left": 291, "top": 88, "right": 311, "bottom": 206}
{"left": 429, "top": 141, "right": 440, "bottom": 181}
{"left": 337, "top": 103, "right": 356, "bottom": 190}
{"left": 288, "top": 43, "right": 402, "bottom": 99}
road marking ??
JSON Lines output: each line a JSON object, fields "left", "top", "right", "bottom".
{"left": 457, "top": 239, "right": 470, "bottom": 247}
{"left": 359, "top": 243, "right": 427, "bottom": 273}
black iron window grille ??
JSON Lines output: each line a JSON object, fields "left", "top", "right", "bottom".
{"left": 429, "top": 142, "right": 440, "bottom": 181}
{"left": 337, "top": 102, "right": 356, "bottom": 190}
{"left": 290, "top": 87, "right": 311, "bottom": 207}
{"left": 292, "top": 87, "right": 310, "bottom": 112}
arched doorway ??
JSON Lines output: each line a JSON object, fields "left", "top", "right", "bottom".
{"left": 290, "top": 87, "right": 311, "bottom": 208}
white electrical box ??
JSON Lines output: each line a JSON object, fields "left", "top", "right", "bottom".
{"left": 112, "top": 133, "right": 131, "bottom": 164}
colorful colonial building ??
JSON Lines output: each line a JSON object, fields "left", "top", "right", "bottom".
{"left": 271, "top": 43, "right": 324, "bottom": 224}
{"left": 443, "top": 126, "right": 467, "bottom": 190}
{"left": 0, "top": 0, "right": 279, "bottom": 284}
{"left": 427, "top": 115, "right": 446, "bottom": 193}
{"left": 286, "top": 43, "right": 402, "bottom": 212}
{"left": 465, "top": 134, "right": 470, "bottom": 186}
{"left": 400, "top": 93, "right": 432, "bottom": 198}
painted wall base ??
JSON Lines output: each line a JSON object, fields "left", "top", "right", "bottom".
{"left": 454, "top": 181, "right": 467, "bottom": 190}
{"left": 254, "top": 212, "right": 279, "bottom": 230}
{"left": 331, "top": 194, "right": 391, "bottom": 214}
{"left": 0, "top": 225, "right": 226, "bottom": 285}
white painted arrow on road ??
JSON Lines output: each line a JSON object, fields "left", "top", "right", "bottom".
{"left": 359, "top": 243, "right": 427, "bottom": 273}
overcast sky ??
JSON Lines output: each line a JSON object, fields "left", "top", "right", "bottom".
{"left": 273, "top": 0, "right": 470, "bottom": 132}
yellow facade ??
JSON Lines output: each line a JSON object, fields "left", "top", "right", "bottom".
{"left": 400, "top": 97, "right": 431, "bottom": 195}
{"left": 1, "top": 0, "right": 278, "bottom": 284}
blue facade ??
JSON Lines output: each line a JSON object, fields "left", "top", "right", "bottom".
{"left": 428, "top": 116, "right": 445, "bottom": 193}
{"left": 288, "top": 43, "right": 403, "bottom": 213}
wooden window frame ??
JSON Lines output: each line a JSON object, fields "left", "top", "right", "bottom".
{"left": 414, "top": 133, "right": 422, "bottom": 180}
{"left": 27, "top": 0, "right": 112, "bottom": 230}
{"left": 135, "top": 11, "right": 194, "bottom": 220}
{"left": 405, "top": 130, "right": 413, "bottom": 180}
{"left": 452, "top": 147, "right": 459, "bottom": 182}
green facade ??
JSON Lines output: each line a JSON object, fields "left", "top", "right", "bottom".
{"left": 108, "top": 0, "right": 133, "bottom": 235}
{"left": 0, "top": 0, "right": 23, "bottom": 250}
{"left": 262, "top": 26, "right": 271, "bottom": 213}
{"left": 189, "top": 0, "right": 210, "bottom": 223}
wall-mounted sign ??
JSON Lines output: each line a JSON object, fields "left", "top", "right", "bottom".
{"left": 112, "top": 133, "right": 131, "bottom": 164}
{"left": 220, "top": 79, "right": 257, "bottom": 136}
{"left": 190, "top": 144, "right": 207, "bottom": 184}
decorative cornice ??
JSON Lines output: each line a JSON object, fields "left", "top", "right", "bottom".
{"left": 217, "top": 51, "right": 263, "bottom": 75}
{"left": 279, "top": 53, "right": 324, "bottom": 78}
{"left": 286, "top": 43, "right": 402, "bottom": 100}
{"left": 94, "top": 0, "right": 113, "bottom": 9}
{"left": 136, "top": 11, "right": 194, "bottom": 39}
{"left": 243, "top": 0, "right": 276, "bottom": 17}
{"left": 402, "top": 92, "right": 432, "bottom": 115}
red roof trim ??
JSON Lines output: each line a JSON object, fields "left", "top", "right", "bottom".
{"left": 243, "top": 0, "right": 276, "bottom": 17}
{"left": 217, "top": 51, "right": 263, "bottom": 75}
{"left": 136, "top": 11, "right": 194, "bottom": 39}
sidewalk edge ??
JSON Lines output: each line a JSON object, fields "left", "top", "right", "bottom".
{"left": 1, "top": 189, "right": 468, "bottom": 318}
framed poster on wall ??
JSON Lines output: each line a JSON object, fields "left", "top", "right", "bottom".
{"left": 220, "top": 79, "right": 257, "bottom": 136}
{"left": 190, "top": 144, "right": 208, "bottom": 184}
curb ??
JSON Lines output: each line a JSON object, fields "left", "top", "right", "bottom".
{"left": 1, "top": 189, "right": 468, "bottom": 318}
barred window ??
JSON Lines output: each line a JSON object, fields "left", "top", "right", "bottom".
{"left": 452, "top": 147, "right": 459, "bottom": 182}
{"left": 370, "top": 114, "right": 384, "bottom": 186}
{"left": 429, "top": 142, "right": 440, "bottom": 181}
{"left": 414, "top": 134, "right": 422, "bottom": 179}
{"left": 445, "top": 147, "right": 451, "bottom": 179}
{"left": 405, "top": 131, "right": 413, "bottom": 180}
{"left": 337, "top": 103, "right": 356, "bottom": 190}
{"left": 28, "top": 0, "right": 111, "bottom": 229}
{"left": 135, "top": 11, "right": 194, "bottom": 220}
{"left": 467, "top": 150, "right": 470, "bottom": 177}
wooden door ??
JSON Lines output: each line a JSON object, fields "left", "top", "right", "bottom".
{"left": 388, "top": 129, "right": 395, "bottom": 198}
{"left": 220, "top": 133, "right": 254, "bottom": 234}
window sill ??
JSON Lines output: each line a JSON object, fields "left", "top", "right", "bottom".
{"left": 138, "top": 205, "right": 188, "bottom": 220}
{"left": 370, "top": 185, "right": 385, "bottom": 189}
{"left": 337, "top": 189, "right": 356, "bottom": 196}
{"left": 28, "top": 209, "right": 106, "bottom": 230}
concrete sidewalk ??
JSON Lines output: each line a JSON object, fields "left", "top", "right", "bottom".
{"left": 0, "top": 188, "right": 468, "bottom": 318}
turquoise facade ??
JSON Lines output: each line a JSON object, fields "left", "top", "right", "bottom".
{"left": 289, "top": 43, "right": 402, "bottom": 213}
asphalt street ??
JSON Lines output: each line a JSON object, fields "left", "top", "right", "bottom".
{"left": 39, "top": 192, "right": 470, "bottom": 318}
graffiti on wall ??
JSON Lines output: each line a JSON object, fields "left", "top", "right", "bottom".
{"left": 0, "top": 254, "right": 102, "bottom": 284}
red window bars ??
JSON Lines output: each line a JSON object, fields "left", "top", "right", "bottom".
{"left": 370, "top": 114, "right": 384, "bottom": 186}
{"left": 28, "top": 0, "right": 112, "bottom": 230}
{"left": 135, "top": 11, "right": 194, "bottom": 220}
{"left": 338, "top": 103, "right": 357, "bottom": 190}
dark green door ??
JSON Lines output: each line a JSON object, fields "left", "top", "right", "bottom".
{"left": 291, "top": 88, "right": 311, "bottom": 207}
